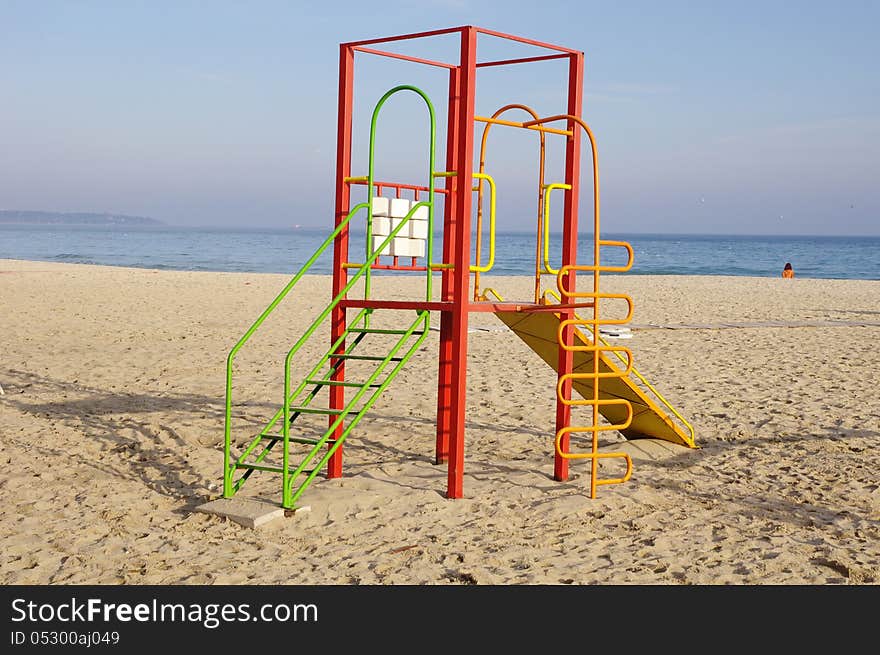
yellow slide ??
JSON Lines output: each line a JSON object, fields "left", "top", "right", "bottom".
{"left": 495, "top": 309, "right": 697, "bottom": 448}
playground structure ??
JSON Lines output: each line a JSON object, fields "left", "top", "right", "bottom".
{"left": 222, "top": 26, "right": 697, "bottom": 511}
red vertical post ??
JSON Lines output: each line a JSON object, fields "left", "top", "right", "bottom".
{"left": 434, "top": 66, "right": 461, "bottom": 464}
{"left": 327, "top": 44, "right": 355, "bottom": 479}
{"left": 554, "top": 51, "right": 584, "bottom": 481}
{"left": 446, "top": 27, "right": 477, "bottom": 499}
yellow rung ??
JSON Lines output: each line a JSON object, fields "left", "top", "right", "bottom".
{"left": 555, "top": 297, "right": 633, "bottom": 326}
{"left": 557, "top": 351, "right": 633, "bottom": 381}
{"left": 553, "top": 399, "right": 633, "bottom": 427}
{"left": 554, "top": 427, "right": 634, "bottom": 491}
{"left": 555, "top": 337, "right": 634, "bottom": 366}
{"left": 558, "top": 243, "right": 634, "bottom": 276}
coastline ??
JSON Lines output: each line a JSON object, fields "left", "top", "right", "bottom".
{"left": 1, "top": 258, "right": 878, "bottom": 584}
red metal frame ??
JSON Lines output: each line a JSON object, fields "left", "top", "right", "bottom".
{"left": 554, "top": 53, "right": 584, "bottom": 481}
{"left": 330, "top": 26, "right": 586, "bottom": 498}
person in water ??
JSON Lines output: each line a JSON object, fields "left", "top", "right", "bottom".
{"left": 782, "top": 262, "right": 794, "bottom": 278}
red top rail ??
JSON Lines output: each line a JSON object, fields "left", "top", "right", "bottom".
{"left": 341, "top": 25, "right": 582, "bottom": 69}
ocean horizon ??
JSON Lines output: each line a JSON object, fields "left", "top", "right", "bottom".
{"left": 2, "top": 223, "right": 878, "bottom": 281}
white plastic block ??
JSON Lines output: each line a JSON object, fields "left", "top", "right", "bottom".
{"left": 389, "top": 197, "right": 412, "bottom": 218}
{"left": 371, "top": 196, "right": 391, "bottom": 217}
{"left": 371, "top": 216, "right": 391, "bottom": 236}
{"left": 410, "top": 203, "right": 429, "bottom": 221}
{"left": 408, "top": 238, "right": 426, "bottom": 258}
{"left": 388, "top": 237, "right": 412, "bottom": 257}
{"left": 390, "top": 217, "right": 407, "bottom": 235}
{"left": 409, "top": 219, "right": 428, "bottom": 239}
{"left": 389, "top": 237, "right": 425, "bottom": 258}
{"left": 371, "top": 235, "right": 392, "bottom": 256}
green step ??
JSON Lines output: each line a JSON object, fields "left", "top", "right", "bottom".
{"left": 329, "top": 354, "right": 403, "bottom": 361}
{"left": 258, "top": 434, "right": 322, "bottom": 445}
{"left": 290, "top": 406, "right": 354, "bottom": 416}
{"left": 306, "top": 379, "right": 382, "bottom": 388}
{"left": 348, "top": 327, "right": 426, "bottom": 335}
{"left": 235, "top": 463, "right": 315, "bottom": 475}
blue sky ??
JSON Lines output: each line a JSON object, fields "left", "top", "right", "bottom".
{"left": 1, "top": 0, "right": 877, "bottom": 235}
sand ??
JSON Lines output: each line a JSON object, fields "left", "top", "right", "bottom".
{"left": 1, "top": 258, "right": 878, "bottom": 585}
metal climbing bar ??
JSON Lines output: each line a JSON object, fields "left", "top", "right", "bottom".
{"left": 470, "top": 172, "right": 497, "bottom": 274}
{"left": 541, "top": 182, "right": 572, "bottom": 275}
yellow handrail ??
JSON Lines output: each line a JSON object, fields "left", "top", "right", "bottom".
{"left": 470, "top": 172, "right": 496, "bottom": 273}
{"left": 541, "top": 183, "right": 571, "bottom": 275}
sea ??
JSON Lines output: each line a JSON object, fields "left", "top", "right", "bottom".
{"left": 1, "top": 224, "right": 878, "bottom": 281}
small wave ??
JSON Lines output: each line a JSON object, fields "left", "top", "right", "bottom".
{"left": 53, "top": 253, "right": 87, "bottom": 260}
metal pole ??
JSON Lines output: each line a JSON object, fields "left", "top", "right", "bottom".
{"left": 327, "top": 43, "right": 355, "bottom": 479}
{"left": 446, "top": 26, "right": 477, "bottom": 499}
{"left": 554, "top": 51, "right": 584, "bottom": 481}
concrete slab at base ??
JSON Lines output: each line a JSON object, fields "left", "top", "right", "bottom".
{"left": 194, "top": 497, "right": 290, "bottom": 529}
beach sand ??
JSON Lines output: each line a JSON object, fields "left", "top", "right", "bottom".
{"left": 1, "top": 258, "right": 878, "bottom": 584}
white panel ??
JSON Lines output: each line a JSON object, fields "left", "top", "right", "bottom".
{"left": 409, "top": 219, "right": 428, "bottom": 239}
{"left": 371, "top": 216, "right": 391, "bottom": 236}
{"left": 388, "top": 237, "right": 412, "bottom": 257}
{"left": 390, "top": 237, "right": 425, "bottom": 258}
{"left": 371, "top": 196, "right": 391, "bottom": 217}
{"left": 410, "top": 203, "right": 429, "bottom": 221}
{"left": 391, "top": 217, "right": 407, "bottom": 235}
{"left": 408, "top": 238, "right": 426, "bottom": 258}
{"left": 371, "top": 235, "right": 392, "bottom": 256}
{"left": 389, "top": 197, "right": 412, "bottom": 218}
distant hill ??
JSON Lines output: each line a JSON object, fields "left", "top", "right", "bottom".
{"left": 0, "top": 210, "right": 165, "bottom": 226}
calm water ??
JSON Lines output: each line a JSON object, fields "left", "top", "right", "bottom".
{"left": 1, "top": 225, "right": 878, "bottom": 280}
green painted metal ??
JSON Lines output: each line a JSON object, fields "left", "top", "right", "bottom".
{"left": 306, "top": 380, "right": 381, "bottom": 388}
{"left": 280, "top": 221, "right": 428, "bottom": 503}
{"left": 223, "top": 203, "right": 368, "bottom": 497}
{"left": 224, "top": 84, "right": 440, "bottom": 509}
{"left": 284, "top": 311, "right": 430, "bottom": 508}
{"left": 365, "top": 85, "right": 436, "bottom": 303}
{"left": 227, "top": 312, "right": 371, "bottom": 494}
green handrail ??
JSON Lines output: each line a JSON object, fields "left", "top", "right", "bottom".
{"left": 223, "top": 202, "right": 367, "bottom": 497}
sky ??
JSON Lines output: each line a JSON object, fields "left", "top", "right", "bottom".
{"left": 1, "top": 0, "right": 878, "bottom": 235}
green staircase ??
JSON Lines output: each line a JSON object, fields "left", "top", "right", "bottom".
{"left": 220, "top": 202, "right": 434, "bottom": 509}
{"left": 227, "top": 307, "right": 429, "bottom": 509}
{"left": 222, "top": 83, "right": 439, "bottom": 510}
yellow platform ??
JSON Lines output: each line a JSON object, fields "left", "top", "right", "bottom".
{"left": 495, "top": 309, "right": 697, "bottom": 448}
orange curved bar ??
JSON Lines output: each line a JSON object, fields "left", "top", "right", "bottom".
{"left": 555, "top": 426, "right": 634, "bottom": 498}
{"left": 557, "top": 241, "right": 634, "bottom": 277}
{"left": 557, "top": 294, "right": 634, "bottom": 326}
{"left": 524, "top": 113, "right": 639, "bottom": 498}
{"left": 556, "top": 369, "right": 638, "bottom": 402}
